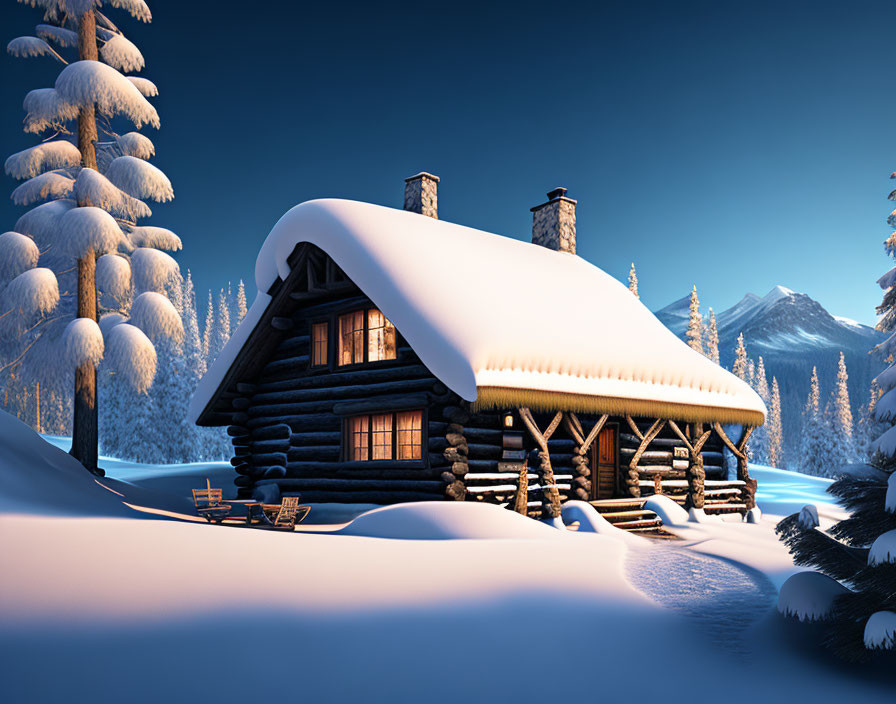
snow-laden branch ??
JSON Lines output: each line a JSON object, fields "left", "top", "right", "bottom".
{"left": 11, "top": 171, "right": 75, "bottom": 206}
{"left": 23, "top": 88, "right": 79, "bottom": 134}
{"left": 98, "top": 311, "right": 126, "bottom": 338}
{"left": 99, "top": 33, "right": 144, "bottom": 72}
{"left": 105, "top": 155, "right": 172, "bottom": 201}
{"left": 0, "top": 232, "right": 40, "bottom": 283}
{"left": 14, "top": 199, "right": 75, "bottom": 244}
{"left": 127, "top": 225, "right": 181, "bottom": 251}
{"left": 105, "top": 322, "right": 156, "bottom": 393}
{"left": 55, "top": 60, "right": 159, "bottom": 130}
{"left": 108, "top": 0, "right": 152, "bottom": 23}
{"left": 126, "top": 76, "right": 158, "bottom": 97}
{"left": 5, "top": 140, "right": 81, "bottom": 180}
{"left": 96, "top": 252, "right": 131, "bottom": 304}
{"left": 4, "top": 267, "right": 59, "bottom": 317}
{"left": 7, "top": 36, "right": 57, "bottom": 59}
{"left": 73, "top": 167, "right": 151, "bottom": 220}
{"left": 116, "top": 132, "right": 154, "bottom": 159}
{"left": 131, "top": 247, "right": 179, "bottom": 293}
{"left": 35, "top": 24, "right": 78, "bottom": 48}
{"left": 64, "top": 316, "right": 104, "bottom": 367}
{"left": 129, "top": 290, "right": 183, "bottom": 342}
{"left": 60, "top": 206, "right": 123, "bottom": 258}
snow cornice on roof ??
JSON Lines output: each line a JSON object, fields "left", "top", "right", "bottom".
{"left": 190, "top": 199, "right": 766, "bottom": 427}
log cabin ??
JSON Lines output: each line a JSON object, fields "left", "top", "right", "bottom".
{"left": 189, "top": 174, "right": 766, "bottom": 525}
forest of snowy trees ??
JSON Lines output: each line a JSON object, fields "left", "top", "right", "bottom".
{"left": 676, "top": 282, "right": 880, "bottom": 474}
{"left": 0, "top": 277, "right": 247, "bottom": 462}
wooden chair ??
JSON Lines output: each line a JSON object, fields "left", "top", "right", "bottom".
{"left": 192, "top": 478, "right": 232, "bottom": 523}
{"left": 262, "top": 496, "right": 310, "bottom": 531}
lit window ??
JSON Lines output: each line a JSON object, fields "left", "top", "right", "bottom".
{"left": 368, "top": 309, "right": 397, "bottom": 362}
{"left": 346, "top": 410, "right": 424, "bottom": 462}
{"left": 349, "top": 415, "right": 369, "bottom": 461}
{"left": 312, "top": 322, "right": 328, "bottom": 366}
{"left": 338, "top": 311, "right": 365, "bottom": 366}
{"left": 371, "top": 413, "right": 393, "bottom": 460}
{"left": 397, "top": 410, "right": 423, "bottom": 460}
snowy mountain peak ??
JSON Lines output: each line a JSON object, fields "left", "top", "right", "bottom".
{"left": 763, "top": 285, "right": 795, "bottom": 303}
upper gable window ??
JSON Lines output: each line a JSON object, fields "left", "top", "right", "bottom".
{"left": 338, "top": 308, "right": 396, "bottom": 366}
{"left": 311, "top": 322, "right": 328, "bottom": 366}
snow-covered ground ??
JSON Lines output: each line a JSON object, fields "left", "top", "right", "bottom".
{"left": 1, "top": 417, "right": 892, "bottom": 702}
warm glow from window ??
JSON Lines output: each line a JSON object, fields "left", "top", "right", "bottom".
{"left": 397, "top": 411, "right": 423, "bottom": 460}
{"left": 368, "top": 309, "right": 397, "bottom": 362}
{"left": 338, "top": 309, "right": 396, "bottom": 365}
{"left": 346, "top": 410, "right": 423, "bottom": 462}
{"left": 503, "top": 413, "right": 514, "bottom": 428}
{"left": 371, "top": 413, "right": 393, "bottom": 460}
{"left": 350, "top": 415, "right": 369, "bottom": 461}
{"left": 338, "top": 311, "right": 365, "bottom": 366}
{"left": 312, "top": 322, "right": 328, "bottom": 366}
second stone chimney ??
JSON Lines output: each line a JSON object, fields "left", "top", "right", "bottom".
{"left": 530, "top": 187, "right": 577, "bottom": 254}
{"left": 403, "top": 172, "right": 439, "bottom": 219}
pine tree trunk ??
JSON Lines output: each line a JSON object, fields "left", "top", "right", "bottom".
{"left": 70, "top": 10, "right": 100, "bottom": 473}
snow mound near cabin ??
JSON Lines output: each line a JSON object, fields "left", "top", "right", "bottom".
{"left": 336, "top": 501, "right": 565, "bottom": 540}
{"left": 0, "top": 410, "right": 130, "bottom": 517}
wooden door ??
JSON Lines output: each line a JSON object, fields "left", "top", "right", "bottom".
{"left": 592, "top": 425, "right": 617, "bottom": 500}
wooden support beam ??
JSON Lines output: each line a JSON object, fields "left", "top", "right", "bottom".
{"left": 714, "top": 423, "right": 757, "bottom": 510}
{"left": 668, "top": 420, "right": 711, "bottom": 509}
{"left": 518, "top": 408, "right": 563, "bottom": 518}
{"left": 625, "top": 417, "right": 665, "bottom": 499}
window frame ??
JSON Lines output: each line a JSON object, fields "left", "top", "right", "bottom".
{"left": 342, "top": 408, "right": 428, "bottom": 465}
{"left": 310, "top": 320, "right": 329, "bottom": 368}
{"left": 335, "top": 307, "right": 398, "bottom": 369}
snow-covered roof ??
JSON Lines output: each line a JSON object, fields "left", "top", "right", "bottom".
{"left": 190, "top": 199, "right": 766, "bottom": 426}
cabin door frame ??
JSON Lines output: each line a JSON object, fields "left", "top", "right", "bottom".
{"left": 590, "top": 423, "right": 619, "bottom": 501}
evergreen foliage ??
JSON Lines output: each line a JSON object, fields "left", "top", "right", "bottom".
{"left": 776, "top": 171, "right": 896, "bottom": 660}
{"left": 685, "top": 285, "right": 703, "bottom": 354}
{"left": 705, "top": 308, "right": 720, "bottom": 364}
{"left": 732, "top": 333, "right": 748, "bottom": 380}
{"left": 627, "top": 263, "right": 638, "bottom": 299}
{"left": 0, "top": 0, "right": 180, "bottom": 461}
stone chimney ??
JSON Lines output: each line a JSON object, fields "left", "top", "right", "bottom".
{"left": 530, "top": 187, "right": 577, "bottom": 254}
{"left": 403, "top": 172, "right": 439, "bottom": 219}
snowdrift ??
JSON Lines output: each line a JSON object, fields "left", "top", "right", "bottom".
{"left": 336, "top": 501, "right": 565, "bottom": 540}
{"left": 0, "top": 410, "right": 130, "bottom": 517}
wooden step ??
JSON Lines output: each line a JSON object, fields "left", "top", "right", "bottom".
{"left": 599, "top": 509, "right": 655, "bottom": 521}
{"left": 613, "top": 517, "right": 663, "bottom": 530}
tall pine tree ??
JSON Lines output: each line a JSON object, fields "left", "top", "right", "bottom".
{"left": 776, "top": 169, "right": 896, "bottom": 660}
{"left": 705, "top": 308, "right": 720, "bottom": 364}
{"left": 628, "top": 263, "right": 639, "bottom": 299}
{"left": 686, "top": 285, "right": 703, "bottom": 354}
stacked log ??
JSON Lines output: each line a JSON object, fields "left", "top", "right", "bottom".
{"left": 441, "top": 405, "right": 469, "bottom": 500}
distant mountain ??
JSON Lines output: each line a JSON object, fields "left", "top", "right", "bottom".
{"left": 655, "top": 286, "right": 886, "bottom": 468}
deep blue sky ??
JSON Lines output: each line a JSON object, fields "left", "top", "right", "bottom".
{"left": 2, "top": 0, "right": 894, "bottom": 324}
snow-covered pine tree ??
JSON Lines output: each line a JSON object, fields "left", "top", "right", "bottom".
{"left": 233, "top": 279, "right": 248, "bottom": 327}
{"left": 1, "top": 1, "right": 183, "bottom": 471}
{"left": 856, "top": 381, "right": 886, "bottom": 461}
{"left": 686, "top": 285, "right": 703, "bottom": 354}
{"left": 746, "top": 358, "right": 756, "bottom": 386}
{"left": 799, "top": 367, "right": 828, "bottom": 476}
{"left": 201, "top": 289, "right": 213, "bottom": 359}
{"left": 732, "top": 333, "right": 748, "bottom": 380}
{"left": 776, "top": 170, "right": 896, "bottom": 660}
{"left": 749, "top": 357, "right": 770, "bottom": 463}
{"left": 834, "top": 351, "right": 855, "bottom": 443}
{"left": 628, "top": 263, "right": 639, "bottom": 299}
{"left": 706, "top": 308, "right": 720, "bottom": 364}
{"left": 767, "top": 377, "right": 783, "bottom": 467}
{"left": 209, "top": 287, "right": 231, "bottom": 364}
